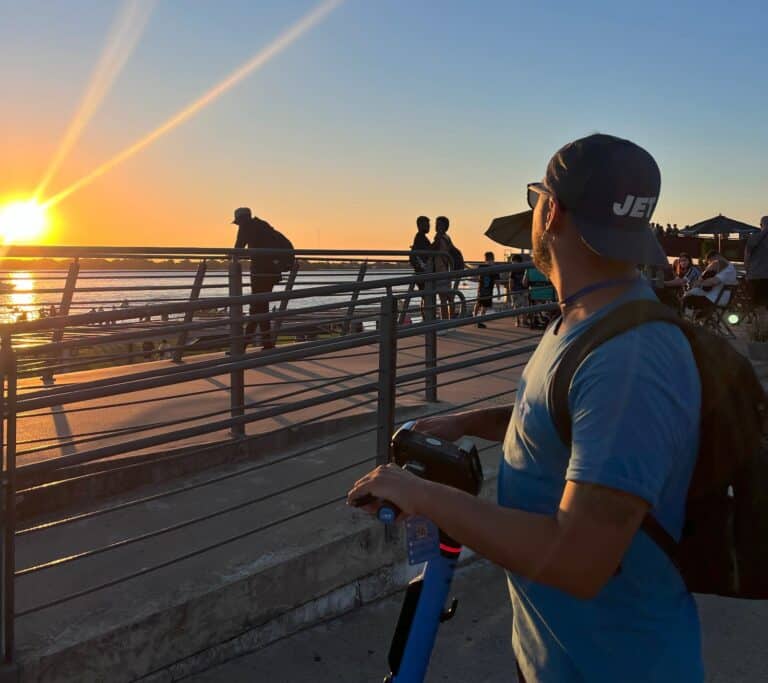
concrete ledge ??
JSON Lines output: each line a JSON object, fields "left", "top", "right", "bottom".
{"left": 18, "top": 517, "right": 401, "bottom": 682}
{"left": 137, "top": 530, "right": 419, "bottom": 683}
{"left": 14, "top": 443, "right": 500, "bottom": 683}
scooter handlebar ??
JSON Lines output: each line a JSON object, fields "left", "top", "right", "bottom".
{"left": 349, "top": 493, "right": 401, "bottom": 523}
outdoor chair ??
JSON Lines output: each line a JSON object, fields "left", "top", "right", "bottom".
{"left": 525, "top": 280, "right": 557, "bottom": 329}
{"left": 685, "top": 284, "right": 739, "bottom": 338}
{"left": 731, "top": 277, "right": 757, "bottom": 327}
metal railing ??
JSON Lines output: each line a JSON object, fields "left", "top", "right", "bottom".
{"left": 0, "top": 246, "right": 558, "bottom": 668}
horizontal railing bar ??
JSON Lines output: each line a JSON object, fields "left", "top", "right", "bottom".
{"left": 16, "top": 453, "right": 376, "bottom": 576}
{"left": 14, "top": 331, "right": 381, "bottom": 412}
{"left": 14, "top": 372, "right": 365, "bottom": 421}
{"left": 16, "top": 310, "right": 380, "bottom": 372}
{"left": 13, "top": 293, "right": 389, "bottom": 358}
{"left": 14, "top": 494, "right": 350, "bottom": 616}
{"left": 16, "top": 370, "right": 381, "bottom": 472}
{"left": 393, "top": 342, "right": 537, "bottom": 386}
{"left": 17, "top": 420, "right": 380, "bottom": 534}
{"left": 15, "top": 385, "right": 521, "bottom": 615}
{"left": 15, "top": 364, "right": 381, "bottom": 455}
{"left": 2, "top": 262, "right": 521, "bottom": 334}
{"left": 396, "top": 303, "right": 559, "bottom": 338}
{"left": 0, "top": 246, "right": 441, "bottom": 258}
{"left": 18, "top": 328, "right": 533, "bottom": 471}
{"left": 14, "top": 296, "right": 541, "bottom": 408}
{"left": 396, "top": 331, "right": 540, "bottom": 371}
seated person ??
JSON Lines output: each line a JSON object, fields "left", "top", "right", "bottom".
{"left": 507, "top": 254, "right": 528, "bottom": 326}
{"left": 667, "top": 252, "right": 701, "bottom": 289}
{"left": 643, "top": 260, "right": 679, "bottom": 310}
{"left": 682, "top": 250, "right": 738, "bottom": 316}
{"left": 523, "top": 266, "right": 556, "bottom": 328}
{"left": 663, "top": 252, "right": 701, "bottom": 308}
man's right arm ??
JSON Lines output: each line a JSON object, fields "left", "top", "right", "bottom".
{"left": 234, "top": 226, "right": 246, "bottom": 250}
{"left": 413, "top": 405, "right": 513, "bottom": 443}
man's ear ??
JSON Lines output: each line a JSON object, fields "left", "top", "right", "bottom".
{"left": 544, "top": 196, "right": 562, "bottom": 234}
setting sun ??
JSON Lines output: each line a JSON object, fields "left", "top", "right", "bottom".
{"left": 0, "top": 200, "right": 49, "bottom": 244}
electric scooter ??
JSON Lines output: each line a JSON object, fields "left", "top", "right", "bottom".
{"left": 350, "top": 422, "right": 483, "bottom": 683}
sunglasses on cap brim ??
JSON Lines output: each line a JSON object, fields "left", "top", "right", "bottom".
{"left": 526, "top": 182, "right": 553, "bottom": 210}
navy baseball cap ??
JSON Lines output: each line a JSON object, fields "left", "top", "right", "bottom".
{"left": 541, "top": 133, "right": 666, "bottom": 265}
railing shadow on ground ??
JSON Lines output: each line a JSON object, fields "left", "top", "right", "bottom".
{"left": 0, "top": 246, "right": 557, "bottom": 676}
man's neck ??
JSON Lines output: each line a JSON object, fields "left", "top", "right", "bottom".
{"left": 551, "top": 266, "right": 638, "bottom": 331}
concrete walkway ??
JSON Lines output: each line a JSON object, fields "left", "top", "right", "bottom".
{"left": 188, "top": 559, "right": 768, "bottom": 683}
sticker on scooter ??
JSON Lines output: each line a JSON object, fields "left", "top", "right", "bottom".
{"left": 405, "top": 516, "right": 440, "bottom": 564}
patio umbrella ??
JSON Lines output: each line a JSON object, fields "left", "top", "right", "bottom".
{"left": 485, "top": 210, "right": 533, "bottom": 250}
{"left": 681, "top": 214, "right": 758, "bottom": 236}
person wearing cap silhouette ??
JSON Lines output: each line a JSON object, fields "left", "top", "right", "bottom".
{"left": 745, "top": 216, "right": 768, "bottom": 325}
{"left": 232, "top": 207, "right": 290, "bottom": 350}
{"left": 349, "top": 134, "right": 703, "bottom": 682}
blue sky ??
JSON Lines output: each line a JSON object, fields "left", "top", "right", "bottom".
{"left": 0, "top": 0, "right": 765, "bottom": 254}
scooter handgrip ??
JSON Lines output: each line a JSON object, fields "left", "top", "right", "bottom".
{"left": 376, "top": 502, "right": 400, "bottom": 524}
{"left": 350, "top": 494, "right": 400, "bottom": 523}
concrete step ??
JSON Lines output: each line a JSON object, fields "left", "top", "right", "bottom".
{"left": 13, "top": 415, "right": 504, "bottom": 683}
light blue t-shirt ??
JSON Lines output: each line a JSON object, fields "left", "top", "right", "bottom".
{"left": 499, "top": 281, "right": 704, "bottom": 682}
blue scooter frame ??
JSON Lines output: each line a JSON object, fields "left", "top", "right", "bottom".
{"left": 384, "top": 537, "right": 462, "bottom": 682}
{"left": 351, "top": 423, "right": 482, "bottom": 682}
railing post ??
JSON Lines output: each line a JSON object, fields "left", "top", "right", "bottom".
{"left": 228, "top": 258, "right": 245, "bottom": 438}
{"left": 376, "top": 295, "right": 397, "bottom": 466}
{"left": 0, "top": 334, "right": 16, "bottom": 666}
{"left": 397, "top": 280, "right": 416, "bottom": 325}
{"left": 271, "top": 260, "right": 299, "bottom": 341}
{"left": 172, "top": 260, "right": 208, "bottom": 363}
{"left": 343, "top": 261, "right": 368, "bottom": 335}
{"left": 43, "top": 257, "right": 79, "bottom": 384}
{"left": 423, "top": 277, "right": 438, "bottom": 402}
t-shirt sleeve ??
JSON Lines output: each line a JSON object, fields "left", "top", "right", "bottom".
{"left": 565, "top": 327, "right": 696, "bottom": 507}
{"left": 721, "top": 265, "right": 737, "bottom": 285}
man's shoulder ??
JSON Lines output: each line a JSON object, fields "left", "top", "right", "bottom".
{"left": 575, "top": 313, "right": 696, "bottom": 382}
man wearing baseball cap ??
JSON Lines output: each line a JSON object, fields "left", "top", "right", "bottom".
{"left": 232, "top": 207, "right": 294, "bottom": 350}
{"left": 349, "top": 134, "right": 703, "bottom": 681}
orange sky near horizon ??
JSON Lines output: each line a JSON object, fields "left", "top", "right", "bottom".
{"left": 2, "top": 108, "right": 763, "bottom": 262}
{"left": 2, "top": 123, "right": 520, "bottom": 258}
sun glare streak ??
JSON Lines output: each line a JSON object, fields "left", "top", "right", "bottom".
{"left": 34, "top": 0, "right": 157, "bottom": 200}
{"left": 43, "top": 0, "right": 346, "bottom": 210}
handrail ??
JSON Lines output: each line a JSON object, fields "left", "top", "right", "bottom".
{"left": 0, "top": 246, "right": 442, "bottom": 258}
{"left": 1, "top": 262, "right": 523, "bottom": 335}
{"left": 0, "top": 257, "right": 561, "bottom": 665}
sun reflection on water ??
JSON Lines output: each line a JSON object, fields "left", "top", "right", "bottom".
{"left": 1, "top": 272, "right": 41, "bottom": 323}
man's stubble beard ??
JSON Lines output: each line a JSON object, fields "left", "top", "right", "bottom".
{"left": 532, "top": 229, "right": 553, "bottom": 278}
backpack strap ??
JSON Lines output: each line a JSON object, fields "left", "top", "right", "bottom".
{"left": 548, "top": 299, "right": 682, "bottom": 444}
{"left": 548, "top": 299, "right": 687, "bottom": 567}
